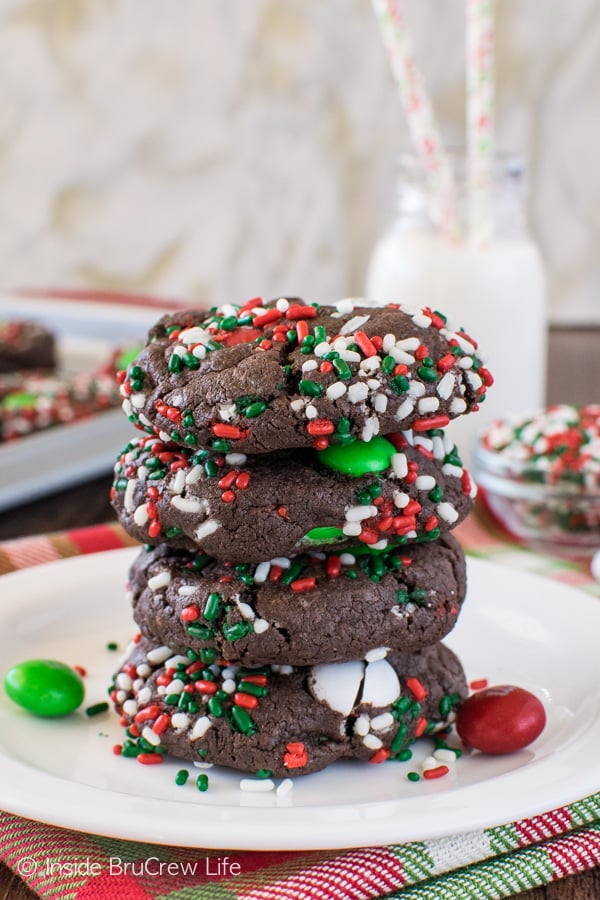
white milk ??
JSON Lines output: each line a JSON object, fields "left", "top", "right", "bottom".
{"left": 364, "top": 158, "right": 548, "bottom": 470}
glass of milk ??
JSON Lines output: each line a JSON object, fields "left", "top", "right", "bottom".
{"left": 364, "top": 153, "right": 548, "bottom": 470}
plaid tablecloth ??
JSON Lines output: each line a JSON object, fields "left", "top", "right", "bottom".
{"left": 1, "top": 511, "right": 599, "bottom": 900}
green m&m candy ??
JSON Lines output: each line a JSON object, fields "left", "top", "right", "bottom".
{"left": 317, "top": 436, "right": 396, "bottom": 477}
{"left": 4, "top": 659, "right": 85, "bottom": 717}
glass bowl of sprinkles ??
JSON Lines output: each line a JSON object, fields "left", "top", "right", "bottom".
{"left": 473, "top": 404, "right": 600, "bottom": 556}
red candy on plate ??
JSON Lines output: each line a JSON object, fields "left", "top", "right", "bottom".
{"left": 456, "top": 684, "right": 546, "bottom": 754}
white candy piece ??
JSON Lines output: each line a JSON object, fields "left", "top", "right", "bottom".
{"left": 309, "top": 660, "right": 364, "bottom": 715}
{"left": 361, "top": 659, "right": 401, "bottom": 707}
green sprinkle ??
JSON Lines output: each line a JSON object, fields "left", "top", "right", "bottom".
{"left": 256, "top": 769, "right": 272, "bottom": 779}
{"left": 204, "top": 592, "right": 222, "bottom": 622}
{"left": 207, "top": 697, "right": 223, "bottom": 717}
{"left": 211, "top": 439, "right": 232, "bottom": 452}
{"left": 381, "top": 355, "right": 396, "bottom": 374}
{"left": 417, "top": 366, "right": 438, "bottom": 383}
{"left": 298, "top": 379, "right": 323, "bottom": 398}
{"left": 196, "top": 774, "right": 209, "bottom": 792}
{"left": 175, "top": 769, "right": 189, "bottom": 786}
{"left": 230, "top": 705, "right": 256, "bottom": 735}
{"left": 244, "top": 400, "right": 268, "bottom": 418}
{"left": 407, "top": 771, "right": 420, "bottom": 782}
{"left": 332, "top": 358, "right": 352, "bottom": 379}
{"left": 85, "top": 702, "right": 109, "bottom": 717}
{"left": 220, "top": 315, "right": 238, "bottom": 331}
{"left": 200, "top": 648, "right": 217, "bottom": 664}
{"left": 165, "top": 526, "right": 183, "bottom": 538}
{"left": 186, "top": 623, "right": 216, "bottom": 640}
{"left": 222, "top": 621, "right": 253, "bottom": 642}
{"left": 168, "top": 353, "right": 183, "bottom": 374}
{"left": 237, "top": 681, "right": 268, "bottom": 697}
{"left": 391, "top": 723, "right": 409, "bottom": 753}
{"left": 106, "top": 642, "right": 119, "bottom": 651}
{"left": 428, "top": 485, "right": 444, "bottom": 502}
{"left": 391, "top": 375, "right": 410, "bottom": 394}
{"left": 395, "top": 748, "right": 413, "bottom": 762}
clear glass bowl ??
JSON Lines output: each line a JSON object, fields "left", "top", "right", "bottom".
{"left": 473, "top": 405, "right": 600, "bottom": 556}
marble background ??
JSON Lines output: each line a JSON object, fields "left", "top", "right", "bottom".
{"left": 0, "top": 0, "right": 598, "bottom": 323}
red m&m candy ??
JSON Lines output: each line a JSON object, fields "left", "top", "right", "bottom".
{"left": 456, "top": 684, "right": 546, "bottom": 754}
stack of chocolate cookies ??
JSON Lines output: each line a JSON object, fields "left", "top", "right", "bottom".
{"left": 110, "top": 297, "right": 491, "bottom": 778}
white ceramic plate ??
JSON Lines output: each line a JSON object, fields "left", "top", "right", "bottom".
{"left": 0, "top": 550, "right": 598, "bottom": 850}
{"left": 0, "top": 292, "right": 185, "bottom": 510}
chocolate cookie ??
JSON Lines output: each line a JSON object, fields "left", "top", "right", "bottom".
{"left": 0, "top": 320, "right": 56, "bottom": 374}
{"left": 119, "top": 298, "right": 493, "bottom": 455}
{"left": 111, "top": 636, "right": 467, "bottom": 777}
{"left": 127, "top": 533, "right": 466, "bottom": 666}
{"left": 111, "top": 430, "right": 475, "bottom": 561}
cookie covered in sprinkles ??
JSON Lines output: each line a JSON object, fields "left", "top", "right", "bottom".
{"left": 111, "top": 636, "right": 467, "bottom": 778}
{"left": 111, "top": 430, "right": 475, "bottom": 562}
{"left": 119, "top": 297, "right": 493, "bottom": 456}
{"left": 127, "top": 533, "right": 467, "bottom": 667}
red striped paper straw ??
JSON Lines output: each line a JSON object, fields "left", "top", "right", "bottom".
{"left": 466, "top": 0, "right": 495, "bottom": 246}
{"left": 372, "top": 0, "right": 459, "bottom": 240}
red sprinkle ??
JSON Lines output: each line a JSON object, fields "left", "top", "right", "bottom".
{"left": 290, "top": 577, "right": 316, "bottom": 592}
{"left": 414, "top": 716, "right": 428, "bottom": 738}
{"left": 240, "top": 296, "right": 263, "bottom": 312}
{"left": 269, "top": 565, "right": 283, "bottom": 582}
{"left": 354, "top": 331, "right": 377, "bottom": 358}
{"left": 307, "top": 419, "right": 335, "bottom": 436}
{"left": 211, "top": 423, "right": 249, "bottom": 440}
{"left": 181, "top": 605, "right": 200, "bottom": 622}
{"left": 73, "top": 665, "right": 87, "bottom": 678}
{"left": 312, "top": 437, "right": 330, "bottom": 450}
{"left": 423, "top": 765, "right": 449, "bottom": 780}
{"left": 137, "top": 753, "right": 164, "bottom": 765}
{"left": 148, "top": 521, "right": 161, "bottom": 539}
{"left": 412, "top": 415, "right": 450, "bottom": 432}
{"left": 240, "top": 675, "right": 268, "bottom": 686}
{"left": 437, "top": 353, "right": 456, "bottom": 373}
{"left": 286, "top": 305, "right": 318, "bottom": 320}
{"left": 415, "top": 344, "right": 430, "bottom": 361}
{"left": 369, "top": 748, "right": 391, "bottom": 764}
{"left": 233, "top": 693, "right": 259, "bottom": 709}
{"left": 461, "top": 470, "right": 472, "bottom": 495}
{"left": 283, "top": 741, "right": 308, "bottom": 768}
{"left": 152, "top": 714, "right": 171, "bottom": 735}
{"left": 112, "top": 744, "right": 123, "bottom": 755}
{"left": 218, "top": 470, "right": 238, "bottom": 489}
{"left": 221, "top": 490, "right": 236, "bottom": 503}
{"left": 296, "top": 320, "right": 309, "bottom": 342}
{"left": 235, "top": 471, "right": 251, "bottom": 489}
{"left": 319, "top": 361, "right": 333, "bottom": 374}
{"left": 252, "top": 309, "right": 283, "bottom": 328}
{"left": 469, "top": 678, "right": 489, "bottom": 691}
{"left": 326, "top": 555, "right": 341, "bottom": 577}
{"left": 134, "top": 705, "right": 160, "bottom": 724}
{"left": 194, "top": 680, "right": 218, "bottom": 694}
{"left": 406, "top": 677, "right": 428, "bottom": 702}
{"left": 276, "top": 506, "right": 288, "bottom": 518}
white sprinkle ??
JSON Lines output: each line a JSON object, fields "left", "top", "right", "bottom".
{"left": 236, "top": 601, "right": 255, "bottom": 620}
{"left": 326, "top": 382, "right": 347, "bottom": 401}
{"left": 194, "top": 519, "right": 221, "bottom": 541}
{"left": 122, "top": 398, "right": 133, "bottom": 417}
{"left": 418, "top": 396, "right": 439, "bottom": 414}
{"left": 345, "top": 504, "right": 378, "bottom": 522}
{"left": 339, "top": 553, "right": 356, "bottom": 565}
{"left": 432, "top": 435, "right": 446, "bottom": 459}
{"left": 133, "top": 678, "right": 144, "bottom": 692}
{"left": 192, "top": 344, "right": 206, "bottom": 359}
{"left": 360, "top": 357, "right": 381, "bottom": 373}
{"left": 253, "top": 618, "right": 270, "bottom": 634}
{"left": 219, "top": 402, "right": 236, "bottom": 421}
{"left": 422, "top": 755, "right": 441, "bottom": 772}
{"left": 178, "top": 585, "right": 197, "bottom": 597}
{"left": 276, "top": 778, "right": 294, "bottom": 797}
{"left": 276, "top": 297, "right": 290, "bottom": 312}
{"left": 130, "top": 393, "right": 146, "bottom": 409}
{"left": 434, "top": 748, "right": 459, "bottom": 763}
{"left": 178, "top": 326, "right": 211, "bottom": 345}
{"left": 342, "top": 522, "right": 362, "bottom": 536}
{"left": 394, "top": 398, "right": 415, "bottom": 422}
{"left": 443, "top": 463, "right": 464, "bottom": 478}
{"left": 305, "top": 404, "right": 318, "bottom": 419}
{"left": 391, "top": 453, "right": 408, "bottom": 478}
{"left": 367, "top": 378, "right": 381, "bottom": 390}
{"left": 408, "top": 380, "right": 426, "bottom": 399}
{"left": 374, "top": 393, "right": 388, "bottom": 413}
{"left": 221, "top": 666, "right": 240, "bottom": 679}
{"left": 116, "top": 672, "right": 133, "bottom": 691}
{"left": 225, "top": 453, "right": 247, "bottom": 466}
{"left": 190, "top": 717, "right": 212, "bottom": 740}
{"left": 415, "top": 475, "right": 436, "bottom": 491}
{"left": 414, "top": 436, "right": 433, "bottom": 453}
{"left": 302, "top": 359, "right": 318, "bottom": 373}
{"left": 165, "top": 679, "right": 186, "bottom": 696}
{"left": 450, "top": 397, "right": 468, "bottom": 415}
{"left": 221, "top": 679, "right": 236, "bottom": 694}
{"left": 437, "top": 502, "right": 459, "bottom": 523}
{"left": 170, "top": 469, "right": 186, "bottom": 495}
{"left": 370, "top": 712, "right": 395, "bottom": 732}
{"left": 336, "top": 298, "right": 355, "bottom": 315}
{"left": 158, "top": 431, "right": 172, "bottom": 442}
{"left": 371, "top": 539, "right": 388, "bottom": 550}
{"left": 253, "top": 561, "right": 271, "bottom": 583}
{"left": 115, "top": 689, "right": 128, "bottom": 704}
{"left": 332, "top": 337, "right": 349, "bottom": 353}
{"left": 193, "top": 761, "right": 214, "bottom": 769}
{"left": 165, "top": 655, "right": 190, "bottom": 668}
{"left": 465, "top": 370, "right": 483, "bottom": 390}
{"left": 273, "top": 664, "right": 293, "bottom": 675}
{"left": 340, "top": 350, "right": 361, "bottom": 364}
{"left": 364, "top": 647, "right": 389, "bottom": 662}
{"left": 290, "top": 399, "right": 305, "bottom": 413}
{"left": 171, "top": 713, "right": 191, "bottom": 730}
{"left": 171, "top": 495, "right": 204, "bottom": 514}
{"left": 354, "top": 715, "right": 371, "bottom": 736}
{"left": 382, "top": 333, "right": 396, "bottom": 352}
{"left": 136, "top": 667, "right": 151, "bottom": 681}
{"left": 361, "top": 416, "right": 379, "bottom": 442}
{"left": 363, "top": 733, "right": 383, "bottom": 750}
{"left": 412, "top": 313, "right": 432, "bottom": 329}
{"left": 388, "top": 347, "right": 415, "bottom": 366}
{"left": 340, "top": 314, "right": 370, "bottom": 335}
{"left": 122, "top": 699, "right": 138, "bottom": 716}
{"left": 185, "top": 465, "right": 204, "bottom": 485}
{"left": 437, "top": 371, "right": 456, "bottom": 400}
{"left": 124, "top": 478, "right": 137, "bottom": 513}
{"left": 271, "top": 557, "right": 291, "bottom": 569}
{"left": 314, "top": 341, "right": 331, "bottom": 357}
{"left": 220, "top": 304, "right": 238, "bottom": 318}
{"left": 240, "top": 778, "right": 275, "bottom": 793}
{"left": 142, "top": 726, "right": 161, "bottom": 746}
{"left": 133, "top": 504, "right": 149, "bottom": 526}
{"left": 348, "top": 382, "right": 369, "bottom": 404}
{"left": 146, "top": 646, "right": 173, "bottom": 664}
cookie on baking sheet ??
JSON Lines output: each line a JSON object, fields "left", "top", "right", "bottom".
{"left": 111, "top": 430, "right": 475, "bottom": 562}
{"left": 127, "top": 533, "right": 467, "bottom": 666}
{"left": 111, "top": 636, "right": 467, "bottom": 778}
{"left": 119, "top": 298, "right": 493, "bottom": 456}
{"left": 0, "top": 320, "right": 56, "bottom": 374}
